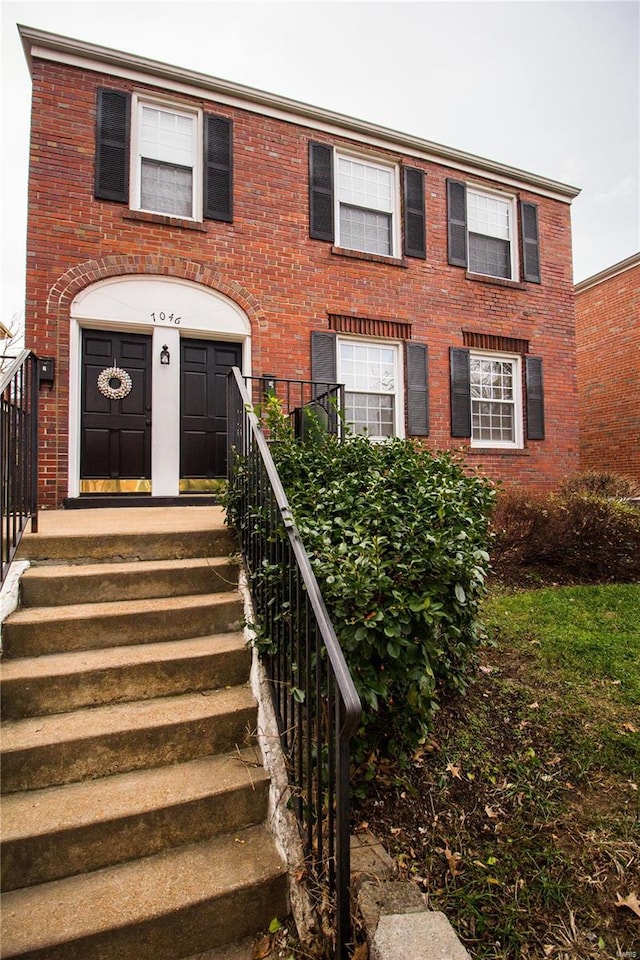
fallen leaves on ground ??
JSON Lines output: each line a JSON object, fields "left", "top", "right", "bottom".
{"left": 614, "top": 890, "right": 640, "bottom": 918}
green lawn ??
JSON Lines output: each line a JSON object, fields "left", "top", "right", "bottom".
{"left": 482, "top": 584, "right": 640, "bottom": 707}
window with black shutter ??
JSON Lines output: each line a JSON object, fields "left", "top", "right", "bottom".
{"left": 311, "top": 330, "right": 429, "bottom": 440}
{"left": 450, "top": 348, "right": 472, "bottom": 437}
{"left": 448, "top": 180, "right": 542, "bottom": 283}
{"left": 310, "top": 146, "right": 426, "bottom": 260}
{"left": 95, "top": 89, "right": 130, "bottom": 203}
{"left": 406, "top": 342, "right": 429, "bottom": 435}
{"left": 450, "top": 346, "right": 544, "bottom": 448}
{"left": 311, "top": 331, "right": 338, "bottom": 384}
{"left": 520, "top": 202, "right": 541, "bottom": 283}
{"left": 403, "top": 167, "right": 426, "bottom": 260}
{"left": 309, "top": 143, "right": 335, "bottom": 241}
{"left": 447, "top": 180, "right": 468, "bottom": 267}
{"left": 525, "top": 356, "right": 545, "bottom": 439}
{"left": 95, "top": 90, "right": 233, "bottom": 224}
{"left": 204, "top": 116, "right": 233, "bottom": 222}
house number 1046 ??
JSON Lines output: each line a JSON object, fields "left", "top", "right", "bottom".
{"left": 150, "top": 312, "right": 182, "bottom": 325}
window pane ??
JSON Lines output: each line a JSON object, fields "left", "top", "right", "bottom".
{"left": 471, "top": 358, "right": 514, "bottom": 401}
{"left": 140, "top": 106, "right": 195, "bottom": 166}
{"left": 141, "top": 159, "right": 193, "bottom": 217}
{"left": 468, "top": 191, "right": 511, "bottom": 239}
{"left": 339, "top": 343, "right": 395, "bottom": 393}
{"left": 472, "top": 401, "right": 514, "bottom": 442}
{"left": 345, "top": 392, "right": 394, "bottom": 438}
{"left": 338, "top": 158, "right": 392, "bottom": 212}
{"left": 469, "top": 234, "right": 511, "bottom": 279}
{"left": 340, "top": 206, "right": 392, "bottom": 256}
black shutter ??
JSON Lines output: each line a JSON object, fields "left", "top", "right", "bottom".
{"left": 204, "top": 115, "right": 233, "bottom": 222}
{"left": 450, "top": 348, "right": 471, "bottom": 437}
{"left": 309, "top": 142, "right": 334, "bottom": 241}
{"left": 406, "top": 342, "right": 429, "bottom": 435}
{"left": 95, "top": 89, "right": 130, "bottom": 202}
{"left": 403, "top": 167, "right": 426, "bottom": 259}
{"left": 447, "top": 179, "right": 468, "bottom": 267}
{"left": 311, "top": 331, "right": 337, "bottom": 383}
{"left": 520, "top": 201, "right": 541, "bottom": 283}
{"left": 526, "top": 356, "right": 545, "bottom": 440}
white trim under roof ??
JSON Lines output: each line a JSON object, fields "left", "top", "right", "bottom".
{"left": 575, "top": 251, "right": 640, "bottom": 294}
{"left": 19, "top": 24, "right": 580, "bottom": 205}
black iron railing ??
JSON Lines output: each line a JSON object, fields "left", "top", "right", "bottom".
{"left": 244, "top": 374, "right": 344, "bottom": 439}
{"left": 227, "top": 368, "right": 361, "bottom": 960}
{"left": 1, "top": 351, "right": 39, "bottom": 589}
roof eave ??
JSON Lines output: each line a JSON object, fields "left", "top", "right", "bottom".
{"left": 18, "top": 23, "right": 581, "bottom": 202}
{"left": 575, "top": 251, "right": 640, "bottom": 292}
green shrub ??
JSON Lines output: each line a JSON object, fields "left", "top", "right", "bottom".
{"left": 491, "top": 484, "right": 640, "bottom": 582}
{"left": 228, "top": 401, "right": 496, "bottom": 771}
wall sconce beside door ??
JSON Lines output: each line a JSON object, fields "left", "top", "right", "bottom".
{"left": 160, "top": 345, "right": 170, "bottom": 366}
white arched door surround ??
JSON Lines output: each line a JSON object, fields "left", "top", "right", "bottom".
{"left": 69, "top": 276, "right": 252, "bottom": 498}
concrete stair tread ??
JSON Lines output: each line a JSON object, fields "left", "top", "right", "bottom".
{"left": 20, "top": 555, "right": 234, "bottom": 580}
{"left": 182, "top": 938, "right": 256, "bottom": 960}
{"left": 6, "top": 590, "right": 239, "bottom": 626}
{"left": 0, "top": 824, "right": 287, "bottom": 959}
{"left": 1, "top": 749, "right": 267, "bottom": 843}
{"left": 17, "top": 520, "right": 235, "bottom": 564}
{"left": 0, "top": 632, "right": 246, "bottom": 683}
{"left": 21, "top": 506, "right": 227, "bottom": 537}
{"left": 2, "top": 685, "right": 254, "bottom": 753}
{"left": 19, "top": 556, "right": 239, "bottom": 605}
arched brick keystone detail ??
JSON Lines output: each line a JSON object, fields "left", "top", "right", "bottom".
{"left": 46, "top": 255, "right": 266, "bottom": 329}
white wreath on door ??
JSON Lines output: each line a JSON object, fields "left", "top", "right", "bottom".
{"left": 97, "top": 366, "right": 133, "bottom": 400}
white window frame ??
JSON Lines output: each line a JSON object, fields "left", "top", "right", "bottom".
{"left": 469, "top": 350, "right": 523, "bottom": 449}
{"left": 337, "top": 337, "right": 404, "bottom": 441}
{"left": 467, "top": 184, "right": 519, "bottom": 281}
{"left": 334, "top": 151, "right": 401, "bottom": 258}
{"left": 130, "top": 94, "right": 203, "bottom": 221}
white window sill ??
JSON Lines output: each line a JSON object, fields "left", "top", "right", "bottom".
{"left": 465, "top": 271, "right": 526, "bottom": 290}
{"left": 123, "top": 211, "right": 208, "bottom": 232}
{"left": 469, "top": 446, "right": 530, "bottom": 456}
{"left": 331, "top": 246, "right": 408, "bottom": 268}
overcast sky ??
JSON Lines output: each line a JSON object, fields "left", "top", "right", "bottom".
{"left": 2, "top": 0, "right": 639, "bottom": 326}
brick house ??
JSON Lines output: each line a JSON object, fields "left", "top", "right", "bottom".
{"left": 575, "top": 253, "right": 640, "bottom": 482}
{"left": 19, "top": 25, "right": 581, "bottom": 510}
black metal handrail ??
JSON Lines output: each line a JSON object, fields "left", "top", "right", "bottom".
{"left": 1, "top": 350, "right": 39, "bottom": 589}
{"left": 243, "top": 374, "right": 344, "bottom": 439}
{"left": 227, "top": 368, "right": 361, "bottom": 960}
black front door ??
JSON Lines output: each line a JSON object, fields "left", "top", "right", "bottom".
{"left": 81, "top": 330, "right": 152, "bottom": 488}
{"left": 180, "top": 339, "right": 241, "bottom": 481}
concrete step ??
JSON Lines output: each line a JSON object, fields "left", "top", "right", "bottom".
{"left": 18, "top": 556, "right": 239, "bottom": 607}
{"left": 0, "top": 633, "right": 249, "bottom": 719}
{"left": 1, "top": 749, "right": 269, "bottom": 890}
{"left": 182, "top": 939, "right": 256, "bottom": 960}
{"left": 16, "top": 527, "right": 236, "bottom": 564}
{"left": 2, "top": 592, "right": 243, "bottom": 658}
{"left": 1, "top": 685, "right": 256, "bottom": 793}
{"left": 0, "top": 824, "right": 288, "bottom": 960}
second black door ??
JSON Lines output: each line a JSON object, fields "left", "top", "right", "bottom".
{"left": 180, "top": 339, "right": 241, "bottom": 480}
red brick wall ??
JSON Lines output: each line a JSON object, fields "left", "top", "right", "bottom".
{"left": 25, "top": 59, "right": 579, "bottom": 507}
{"left": 575, "top": 261, "right": 640, "bottom": 482}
